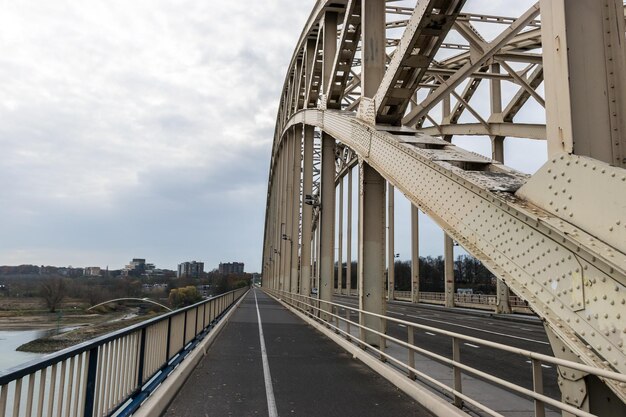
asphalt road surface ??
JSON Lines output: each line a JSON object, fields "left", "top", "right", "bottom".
{"left": 332, "top": 295, "right": 560, "bottom": 401}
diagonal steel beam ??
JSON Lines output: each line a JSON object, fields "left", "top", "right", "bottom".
{"left": 374, "top": 0, "right": 467, "bottom": 125}
{"left": 402, "top": 3, "right": 540, "bottom": 126}
{"left": 325, "top": 0, "right": 361, "bottom": 109}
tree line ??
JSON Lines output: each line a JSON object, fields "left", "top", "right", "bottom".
{"left": 334, "top": 255, "right": 496, "bottom": 294}
{"left": 0, "top": 271, "right": 253, "bottom": 312}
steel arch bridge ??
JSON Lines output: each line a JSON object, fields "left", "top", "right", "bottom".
{"left": 262, "top": 1, "right": 626, "bottom": 413}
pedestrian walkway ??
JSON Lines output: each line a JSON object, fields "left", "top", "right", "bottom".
{"left": 163, "top": 289, "right": 433, "bottom": 417}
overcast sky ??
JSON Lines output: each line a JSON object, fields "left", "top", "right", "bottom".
{"left": 0, "top": 1, "right": 543, "bottom": 272}
{"left": 0, "top": 0, "right": 317, "bottom": 272}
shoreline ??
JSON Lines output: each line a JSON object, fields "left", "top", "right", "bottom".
{"left": 1, "top": 310, "right": 157, "bottom": 353}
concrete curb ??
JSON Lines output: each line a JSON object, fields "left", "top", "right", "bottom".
{"left": 133, "top": 290, "right": 250, "bottom": 417}
{"left": 268, "top": 293, "right": 470, "bottom": 417}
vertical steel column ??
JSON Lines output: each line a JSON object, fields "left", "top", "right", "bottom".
{"left": 489, "top": 62, "right": 505, "bottom": 163}
{"left": 358, "top": 162, "right": 386, "bottom": 346}
{"left": 274, "top": 149, "right": 283, "bottom": 290}
{"left": 361, "top": 0, "right": 386, "bottom": 99}
{"left": 291, "top": 125, "right": 302, "bottom": 294}
{"left": 359, "top": 0, "right": 386, "bottom": 346}
{"left": 489, "top": 62, "right": 511, "bottom": 314}
{"left": 411, "top": 205, "right": 419, "bottom": 304}
{"left": 319, "top": 133, "right": 336, "bottom": 320}
{"left": 279, "top": 142, "right": 288, "bottom": 291}
{"left": 314, "top": 226, "right": 320, "bottom": 293}
{"left": 301, "top": 125, "right": 314, "bottom": 297}
{"left": 541, "top": 0, "right": 626, "bottom": 167}
{"left": 338, "top": 177, "right": 344, "bottom": 294}
{"left": 346, "top": 168, "right": 353, "bottom": 296}
{"left": 387, "top": 183, "right": 395, "bottom": 301}
{"left": 444, "top": 233, "right": 455, "bottom": 308}
{"left": 285, "top": 132, "right": 295, "bottom": 293}
{"left": 442, "top": 94, "right": 451, "bottom": 125}
{"left": 323, "top": 11, "right": 338, "bottom": 98}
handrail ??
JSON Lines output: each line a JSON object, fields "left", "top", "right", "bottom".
{"left": 0, "top": 287, "right": 249, "bottom": 417}
{"left": 267, "top": 289, "right": 625, "bottom": 417}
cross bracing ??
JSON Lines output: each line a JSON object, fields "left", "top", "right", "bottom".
{"left": 262, "top": 1, "right": 626, "bottom": 414}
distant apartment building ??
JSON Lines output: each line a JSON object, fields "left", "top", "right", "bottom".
{"left": 218, "top": 262, "right": 244, "bottom": 275}
{"left": 84, "top": 267, "right": 101, "bottom": 277}
{"left": 178, "top": 261, "right": 204, "bottom": 278}
{"left": 126, "top": 258, "right": 146, "bottom": 271}
{"left": 122, "top": 258, "right": 147, "bottom": 277}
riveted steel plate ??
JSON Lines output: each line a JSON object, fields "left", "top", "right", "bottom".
{"left": 279, "top": 109, "right": 626, "bottom": 400}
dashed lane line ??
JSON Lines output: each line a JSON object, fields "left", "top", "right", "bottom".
{"left": 254, "top": 291, "right": 279, "bottom": 417}
{"left": 405, "top": 314, "right": 549, "bottom": 345}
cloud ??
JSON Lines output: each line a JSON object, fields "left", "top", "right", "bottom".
{"left": 0, "top": 0, "right": 315, "bottom": 271}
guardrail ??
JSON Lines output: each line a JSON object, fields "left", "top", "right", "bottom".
{"left": 340, "top": 290, "right": 532, "bottom": 313}
{"left": 0, "top": 287, "right": 248, "bottom": 417}
{"left": 269, "top": 289, "right": 625, "bottom": 417}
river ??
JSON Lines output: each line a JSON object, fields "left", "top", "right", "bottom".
{"left": 0, "top": 330, "right": 49, "bottom": 373}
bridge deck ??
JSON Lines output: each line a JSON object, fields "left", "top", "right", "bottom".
{"left": 163, "top": 289, "right": 433, "bottom": 417}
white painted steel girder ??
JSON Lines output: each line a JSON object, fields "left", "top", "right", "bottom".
{"left": 283, "top": 108, "right": 626, "bottom": 400}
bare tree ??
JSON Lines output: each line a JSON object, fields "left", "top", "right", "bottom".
{"left": 40, "top": 278, "right": 66, "bottom": 312}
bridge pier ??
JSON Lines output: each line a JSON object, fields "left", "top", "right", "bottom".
{"left": 289, "top": 126, "right": 302, "bottom": 294}
{"left": 337, "top": 176, "right": 344, "bottom": 295}
{"left": 284, "top": 128, "right": 295, "bottom": 293}
{"left": 444, "top": 233, "right": 455, "bottom": 308}
{"left": 346, "top": 167, "right": 353, "bottom": 296}
{"left": 387, "top": 183, "right": 395, "bottom": 301}
{"left": 319, "top": 132, "right": 335, "bottom": 320}
{"left": 411, "top": 205, "right": 419, "bottom": 304}
{"left": 300, "top": 125, "right": 314, "bottom": 299}
{"left": 358, "top": 162, "right": 386, "bottom": 346}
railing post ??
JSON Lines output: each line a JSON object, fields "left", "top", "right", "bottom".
{"left": 82, "top": 347, "right": 99, "bottom": 417}
{"left": 452, "top": 337, "right": 462, "bottom": 407}
{"left": 532, "top": 359, "right": 546, "bottom": 417}
{"left": 165, "top": 316, "right": 172, "bottom": 361}
{"left": 182, "top": 311, "right": 188, "bottom": 346}
{"left": 346, "top": 309, "right": 351, "bottom": 340}
{"left": 202, "top": 303, "right": 206, "bottom": 330}
{"left": 408, "top": 327, "right": 416, "bottom": 380}
{"left": 136, "top": 328, "right": 147, "bottom": 388}
{"left": 379, "top": 316, "right": 386, "bottom": 361}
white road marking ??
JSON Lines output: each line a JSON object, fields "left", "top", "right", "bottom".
{"left": 405, "top": 314, "right": 549, "bottom": 345}
{"left": 335, "top": 301, "right": 548, "bottom": 345}
{"left": 398, "top": 324, "right": 407, "bottom": 328}
{"left": 464, "top": 343, "right": 480, "bottom": 349}
{"left": 425, "top": 332, "right": 437, "bottom": 336}
{"left": 254, "top": 291, "right": 279, "bottom": 417}
{"left": 525, "top": 360, "right": 551, "bottom": 369}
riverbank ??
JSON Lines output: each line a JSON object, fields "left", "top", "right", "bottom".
{"left": 1, "top": 297, "right": 161, "bottom": 353}
{"left": 16, "top": 312, "right": 156, "bottom": 353}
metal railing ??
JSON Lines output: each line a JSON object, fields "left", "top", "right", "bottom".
{"left": 268, "top": 289, "right": 626, "bottom": 417}
{"left": 0, "top": 287, "right": 248, "bottom": 417}
{"left": 343, "top": 290, "right": 533, "bottom": 312}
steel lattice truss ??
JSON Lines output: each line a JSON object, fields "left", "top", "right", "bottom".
{"left": 263, "top": 0, "right": 626, "bottom": 406}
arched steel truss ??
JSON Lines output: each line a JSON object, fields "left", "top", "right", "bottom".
{"left": 262, "top": 1, "right": 626, "bottom": 409}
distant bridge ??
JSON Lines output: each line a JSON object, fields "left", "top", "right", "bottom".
{"left": 86, "top": 298, "right": 172, "bottom": 312}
